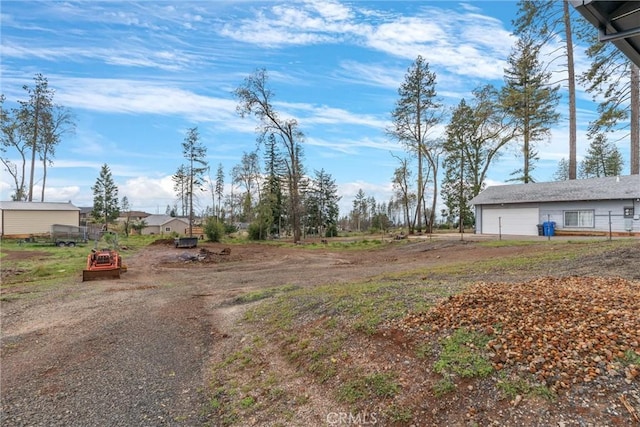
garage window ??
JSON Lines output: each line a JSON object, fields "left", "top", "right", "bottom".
{"left": 564, "top": 210, "right": 594, "bottom": 228}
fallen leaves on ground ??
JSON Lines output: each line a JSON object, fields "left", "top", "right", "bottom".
{"left": 398, "top": 276, "right": 640, "bottom": 392}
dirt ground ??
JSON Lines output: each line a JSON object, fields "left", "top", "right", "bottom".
{"left": 1, "top": 236, "right": 639, "bottom": 426}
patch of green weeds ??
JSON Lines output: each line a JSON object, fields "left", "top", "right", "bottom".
{"left": 620, "top": 350, "right": 640, "bottom": 366}
{"left": 366, "top": 372, "right": 399, "bottom": 397}
{"left": 497, "top": 376, "right": 532, "bottom": 399}
{"left": 234, "top": 284, "right": 299, "bottom": 304}
{"left": 325, "top": 317, "right": 338, "bottom": 329}
{"left": 415, "top": 342, "right": 433, "bottom": 359}
{"left": 337, "top": 372, "right": 399, "bottom": 403}
{"left": 308, "top": 360, "right": 336, "bottom": 383}
{"left": 209, "top": 397, "right": 221, "bottom": 410}
{"left": 239, "top": 396, "right": 255, "bottom": 408}
{"left": 222, "top": 411, "right": 239, "bottom": 426}
{"left": 434, "top": 328, "right": 493, "bottom": 379}
{"left": 268, "top": 387, "right": 285, "bottom": 400}
{"left": 532, "top": 384, "right": 556, "bottom": 401}
{"left": 432, "top": 377, "right": 456, "bottom": 397}
{"left": 215, "top": 345, "right": 256, "bottom": 372}
{"left": 338, "top": 379, "right": 367, "bottom": 403}
{"left": 386, "top": 405, "right": 413, "bottom": 423}
{"left": 496, "top": 373, "right": 556, "bottom": 401}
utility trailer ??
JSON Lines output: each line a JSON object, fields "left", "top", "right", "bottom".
{"left": 51, "top": 224, "right": 88, "bottom": 247}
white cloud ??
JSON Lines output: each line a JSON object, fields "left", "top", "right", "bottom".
{"left": 47, "top": 77, "right": 242, "bottom": 127}
{"left": 336, "top": 60, "right": 404, "bottom": 89}
{"left": 304, "top": 0, "right": 353, "bottom": 21}
{"left": 306, "top": 135, "right": 398, "bottom": 155}
{"left": 337, "top": 179, "right": 395, "bottom": 214}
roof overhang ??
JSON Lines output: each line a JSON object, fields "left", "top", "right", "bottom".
{"left": 571, "top": 1, "right": 640, "bottom": 67}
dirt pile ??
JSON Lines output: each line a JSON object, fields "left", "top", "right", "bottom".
{"left": 399, "top": 276, "right": 640, "bottom": 393}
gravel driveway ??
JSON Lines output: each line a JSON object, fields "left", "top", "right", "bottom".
{"left": 1, "top": 274, "right": 216, "bottom": 426}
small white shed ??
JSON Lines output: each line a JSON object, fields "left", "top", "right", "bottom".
{"left": 0, "top": 201, "right": 81, "bottom": 238}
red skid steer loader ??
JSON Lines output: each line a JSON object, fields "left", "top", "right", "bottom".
{"left": 82, "top": 248, "right": 127, "bottom": 281}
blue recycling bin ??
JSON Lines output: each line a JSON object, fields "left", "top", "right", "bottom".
{"left": 543, "top": 221, "right": 556, "bottom": 237}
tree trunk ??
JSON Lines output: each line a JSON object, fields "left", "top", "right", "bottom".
{"left": 41, "top": 158, "right": 47, "bottom": 201}
{"left": 28, "top": 101, "right": 41, "bottom": 202}
{"left": 429, "top": 164, "right": 438, "bottom": 234}
{"left": 564, "top": 0, "right": 577, "bottom": 180}
{"left": 415, "top": 151, "right": 423, "bottom": 234}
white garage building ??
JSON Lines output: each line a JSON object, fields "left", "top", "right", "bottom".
{"left": 470, "top": 175, "right": 640, "bottom": 236}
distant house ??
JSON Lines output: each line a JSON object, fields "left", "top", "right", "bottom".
{"left": 117, "top": 210, "right": 151, "bottom": 222}
{"left": 78, "top": 207, "right": 93, "bottom": 225}
{"left": 140, "top": 214, "right": 190, "bottom": 236}
{"left": 0, "top": 201, "right": 81, "bottom": 238}
{"left": 470, "top": 175, "right": 640, "bottom": 236}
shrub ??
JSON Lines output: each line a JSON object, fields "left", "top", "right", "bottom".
{"left": 325, "top": 224, "right": 338, "bottom": 237}
{"left": 247, "top": 222, "right": 268, "bottom": 240}
{"left": 204, "top": 217, "right": 226, "bottom": 242}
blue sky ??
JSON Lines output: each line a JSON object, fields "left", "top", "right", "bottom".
{"left": 0, "top": 0, "right": 625, "bottom": 216}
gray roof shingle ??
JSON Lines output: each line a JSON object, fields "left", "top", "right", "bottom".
{"left": 470, "top": 175, "right": 640, "bottom": 205}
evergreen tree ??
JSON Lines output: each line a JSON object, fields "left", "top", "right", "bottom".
{"left": 553, "top": 158, "right": 570, "bottom": 181}
{"left": 181, "top": 126, "right": 208, "bottom": 236}
{"left": 305, "top": 169, "right": 340, "bottom": 237}
{"left": 502, "top": 35, "right": 561, "bottom": 183}
{"left": 442, "top": 99, "right": 477, "bottom": 233}
{"left": 261, "top": 134, "right": 284, "bottom": 236}
{"left": 579, "top": 134, "right": 624, "bottom": 178}
{"left": 388, "top": 56, "right": 442, "bottom": 233}
{"left": 351, "top": 189, "right": 367, "bottom": 232}
{"left": 172, "top": 164, "right": 189, "bottom": 217}
{"left": 91, "top": 164, "right": 120, "bottom": 228}
{"left": 215, "top": 163, "right": 225, "bottom": 221}
{"left": 513, "top": 0, "right": 579, "bottom": 179}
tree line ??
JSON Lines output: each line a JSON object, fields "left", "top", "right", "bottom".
{"left": 2, "top": 1, "right": 638, "bottom": 239}
{"left": 1, "top": 74, "right": 75, "bottom": 202}
{"left": 170, "top": 70, "right": 341, "bottom": 243}
{"left": 387, "top": 0, "right": 638, "bottom": 234}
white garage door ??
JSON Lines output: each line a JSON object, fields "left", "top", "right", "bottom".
{"left": 481, "top": 207, "right": 539, "bottom": 236}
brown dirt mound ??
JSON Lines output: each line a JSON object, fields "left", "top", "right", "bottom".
{"left": 398, "top": 276, "right": 640, "bottom": 392}
{"left": 148, "top": 238, "right": 175, "bottom": 246}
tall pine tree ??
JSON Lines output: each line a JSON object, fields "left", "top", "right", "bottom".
{"left": 513, "top": 0, "right": 579, "bottom": 179}
{"left": 181, "top": 126, "right": 208, "bottom": 236}
{"left": 91, "top": 164, "right": 119, "bottom": 229}
{"left": 388, "top": 55, "right": 442, "bottom": 232}
{"left": 502, "top": 35, "right": 561, "bottom": 183}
